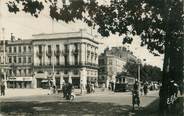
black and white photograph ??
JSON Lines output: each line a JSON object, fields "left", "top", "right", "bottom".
{"left": 0, "top": 0, "right": 183, "bottom": 116}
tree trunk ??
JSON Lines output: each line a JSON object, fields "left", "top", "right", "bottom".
{"left": 160, "top": 1, "right": 184, "bottom": 115}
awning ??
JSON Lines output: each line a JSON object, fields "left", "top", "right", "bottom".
{"left": 41, "top": 80, "right": 49, "bottom": 83}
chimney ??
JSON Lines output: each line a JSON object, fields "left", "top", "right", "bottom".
{"left": 11, "top": 33, "right": 15, "bottom": 41}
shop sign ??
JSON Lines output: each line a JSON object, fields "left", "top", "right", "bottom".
{"left": 23, "top": 77, "right": 32, "bottom": 81}
{"left": 8, "top": 77, "right": 16, "bottom": 81}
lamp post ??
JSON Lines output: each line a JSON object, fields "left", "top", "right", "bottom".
{"left": 137, "top": 59, "right": 141, "bottom": 96}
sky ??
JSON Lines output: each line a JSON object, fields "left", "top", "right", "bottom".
{"left": 0, "top": 0, "right": 164, "bottom": 69}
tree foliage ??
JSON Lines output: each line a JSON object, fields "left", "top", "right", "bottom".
{"left": 124, "top": 62, "right": 162, "bottom": 81}
{"left": 6, "top": 0, "right": 183, "bottom": 56}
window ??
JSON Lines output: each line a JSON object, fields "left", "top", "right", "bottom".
{"left": 19, "top": 69, "right": 21, "bottom": 75}
{"left": 18, "top": 46, "right": 21, "bottom": 53}
{"left": 74, "top": 55, "right": 78, "bottom": 65}
{"left": 13, "top": 56, "right": 16, "bottom": 63}
{"left": 24, "top": 69, "right": 26, "bottom": 75}
{"left": 14, "top": 46, "right": 16, "bottom": 53}
{"left": 64, "top": 70, "right": 68, "bottom": 74}
{"left": 9, "top": 47, "right": 12, "bottom": 53}
{"left": 56, "top": 71, "right": 60, "bottom": 74}
{"left": 9, "top": 69, "right": 12, "bottom": 76}
{"left": 38, "top": 45, "right": 42, "bottom": 53}
{"left": 28, "top": 69, "right": 31, "bottom": 74}
{"left": 99, "top": 59, "right": 105, "bottom": 65}
{"left": 23, "top": 57, "right": 26, "bottom": 63}
{"left": 13, "top": 69, "right": 16, "bottom": 76}
{"left": 64, "top": 55, "right": 69, "bottom": 65}
{"left": 9, "top": 57, "right": 12, "bottom": 63}
{"left": 109, "top": 59, "right": 113, "bottom": 65}
{"left": 48, "top": 45, "right": 51, "bottom": 53}
{"left": 28, "top": 57, "right": 31, "bottom": 63}
{"left": 23, "top": 46, "right": 26, "bottom": 52}
{"left": 28, "top": 46, "right": 31, "bottom": 52}
{"left": 56, "top": 56, "right": 59, "bottom": 65}
{"left": 18, "top": 57, "right": 21, "bottom": 63}
{"left": 73, "top": 70, "right": 78, "bottom": 75}
{"left": 56, "top": 45, "right": 59, "bottom": 51}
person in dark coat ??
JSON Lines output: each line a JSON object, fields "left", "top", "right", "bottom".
{"left": 62, "top": 83, "right": 67, "bottom": 98}
{"left": 1, "top": 84, "right": 5, "bottom": 96}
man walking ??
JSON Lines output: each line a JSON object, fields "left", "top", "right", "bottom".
{"left": 1, "top": 83, "right": 5, "bottom": 96}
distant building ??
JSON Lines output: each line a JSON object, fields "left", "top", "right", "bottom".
{"left": 98, "top": 47, "right": 137, "bottom": 87}
{"left": 6, "top": 39, "right": 33, "bottom": 88}
{"left": 1, "top": 30, "right": 99, "bottom": 89}
{"left": 0, "top": 40, "right": 8, "bottom": 84}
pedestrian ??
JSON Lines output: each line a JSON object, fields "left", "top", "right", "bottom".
{"left": 66, "top": 82, "right": 73, "bottom": 100}
{"left": 140, "top": 84, "right": 143, "bottom": 96}
{"left": 102, "top": 83, "right": 105, "bottom": 92}
{"left": 86, "top": 82, "right": 90, "bottom": 93}
{"left": 53, "top": 85, "right": 56, "bottom": 94}
{"left": 132, "top": 81, "right": 140, "bottom": 110}
{"left": 91, "top": 83, "right": 95, "bottom": 93}
{"left": 62, "top": 83, "right": 67, "bottom": 98}
{"left": 143, "top": 83, "right": 148, "bottom": 95}
{"left": 1, "top": 84, "right": 5, "bottom": 96}
{"left": 179, "top": 84, "right": 183, "bottom": 96}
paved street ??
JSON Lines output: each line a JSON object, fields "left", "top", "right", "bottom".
{"left": 0, "top": 89, "right": 159, "bottom": 116}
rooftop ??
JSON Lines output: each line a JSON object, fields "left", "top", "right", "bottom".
{"left": 32, "top": 30, "right": 100, "bottom": 44}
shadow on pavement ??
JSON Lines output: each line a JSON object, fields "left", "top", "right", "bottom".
{"left": 1, "top": 95, "right": 182, "bottom": 116}
{"left": 135, "top": 96, "right": 184, "bottom": 116}
{"left": 0, "top": 101, "right": 134, "bottom": 116}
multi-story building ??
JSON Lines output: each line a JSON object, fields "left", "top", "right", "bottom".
{"left": 32, "top": 31, "right": 99, "bottom": 89}
{"left": 6, "top": 39, "right": 33, "bottom": 88}
{"left": 0, "top": 40, "right": 8, "bottom": 84}
{"left": 1, "top": 31, "right": 99, "bottom": 89}
{"left": 98, "top": 47, "right": 137, "bottom": 87}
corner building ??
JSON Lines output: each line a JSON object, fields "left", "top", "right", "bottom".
{"left": 32, "top": 31, "right": 99, "bottom": 89}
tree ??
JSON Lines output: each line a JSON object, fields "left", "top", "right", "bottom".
{"left": 124, "top": 62, "right": 162, "bottom": 81}
{"left": 6, "top": 0, "right": 183, "bottom": 114}
{"left": 124, "top": 62, "right": 138, "bottom": 78}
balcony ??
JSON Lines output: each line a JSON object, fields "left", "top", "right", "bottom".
{"left": 36, "top": 51, "right": 43, "bottom": 58}
{"left": 62, "top": 49, "right": 69, "bottom": 56}
{"left": 54, "top": 50, "right": 61, "bottom": 57}
{"left": 46, "top": 51, "right": 52, "bottom": 57}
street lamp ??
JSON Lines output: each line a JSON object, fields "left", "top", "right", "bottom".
{"left": 137, "top": 59, "right": 141, "bottom": 96}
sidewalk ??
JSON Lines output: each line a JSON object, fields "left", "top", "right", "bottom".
{"left": 0, "top": 88, "right": 50, "bottom": 98}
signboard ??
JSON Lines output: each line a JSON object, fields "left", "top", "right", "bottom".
{"left": 8, "top": 77, "right": 32, "bottom": 81}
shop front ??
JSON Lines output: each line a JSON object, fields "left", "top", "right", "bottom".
{"left": 7, "top": 77, "right": 33, "bottom": 88}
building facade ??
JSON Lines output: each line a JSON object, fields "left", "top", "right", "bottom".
{"left": 0, "top": 40, "right": 8, "bottom": 85}
{"left": 32, "top": 31, "right": 99, "bottom": 89}
{"left": 98, "top": 47, "right": 137, "bottom": 87}
{"left": 1, "top": 31, "right": 99, "bottom": 89}
{"left": 6, "top": 39, "right": 33, "bottom": 88}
